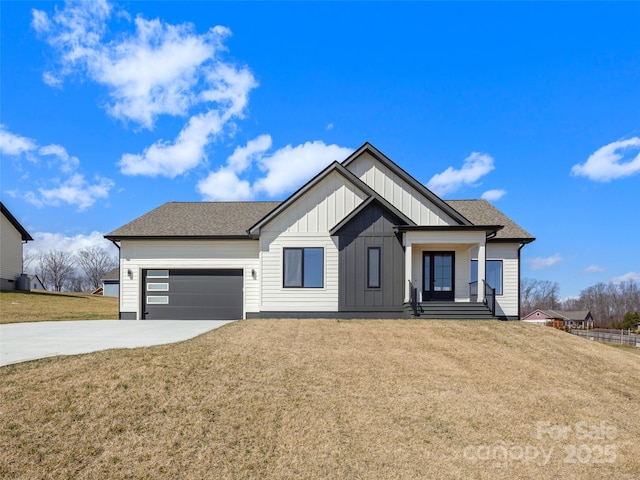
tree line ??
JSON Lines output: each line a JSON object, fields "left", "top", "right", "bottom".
{"left": 521, "top": 277, "right": 640, "bottom": 328}
{"left": 24, "top": 246, "right": 117, "bottom": 293}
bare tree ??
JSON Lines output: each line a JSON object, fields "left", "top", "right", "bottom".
{"left": 68, "top": 275, "right": 90, "bottom": 293}
{"left": 75, "top": 246, "right": 117, "bottom": 290}
{"left": 521, "top": 278, "right": 560, "bottom": 314}
{"left": 23, "top": 250, "right": 38, "bottom": 273}
{"left": 37, "top": 250, "right": 76, "bottom": 292}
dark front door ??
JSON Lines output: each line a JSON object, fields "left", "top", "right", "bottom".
{"left": 422, "top": 252, "right": 455, "bottom": 301}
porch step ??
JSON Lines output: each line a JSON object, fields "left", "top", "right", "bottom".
{"left": 403, "top": 302, "right": 495, "bottom": 320}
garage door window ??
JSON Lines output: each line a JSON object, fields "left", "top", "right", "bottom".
{"left": 283, "top": 247, "right": 323, "bottom": 288}
{"left": 147, "top": 270, "right": 169, "bottom": 278}
{"left": 147, "top": 283, "right": 169, "bottom": 291}
{"left": 147, "top": 296, "right": 168, "bottom": 304}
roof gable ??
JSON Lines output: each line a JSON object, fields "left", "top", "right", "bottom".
{"left": 248, "top": 159, "right": 415, "bottom": 235}
{"left": 1, "top": 202, "right": 33, "bottom": 242}
{"left": 342, "top": 143, "right": 471, "bottom": 226}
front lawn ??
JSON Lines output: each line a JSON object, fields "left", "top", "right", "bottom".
{"left": 0, "top": 290, "right": 118, "bottom": 324}
{"left": 1, "top": 320, "right": 638, "bottom": 479}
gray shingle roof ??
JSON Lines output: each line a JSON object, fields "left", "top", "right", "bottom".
{"left": 105, "top": 200, "right": 533, "bottom": 242}
{"left": 446, "top": 200, "right": 534, "bottom": 241}
{"left": 105, "top": 202, "right": 280, "bottom": 238}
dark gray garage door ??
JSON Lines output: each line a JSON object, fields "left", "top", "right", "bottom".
{"left": 143, "top": 269, "right": 243, "bottom": 320}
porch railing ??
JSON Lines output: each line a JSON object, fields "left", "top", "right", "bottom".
{"left": 408, "top": 280, "right": 423, "bottom": 316}
{"left": 469, "top": 280, "right": 496, "bottom": 317}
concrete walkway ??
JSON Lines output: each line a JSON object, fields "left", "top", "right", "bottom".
{"left": 0, "top": 320, "right": 234, "bottom": 366}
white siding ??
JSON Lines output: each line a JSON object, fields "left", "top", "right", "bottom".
{"left": 264, "top": 171, "right": 367, "bottom": 233}
{"left": 259, "top": 233, "right": 339, "bottom": 312}
{"left": 0, "top": 214, "right": 23, "bottom": 288}
{"left": 119, "top": 239, "right": 259, "bottom": 319}
{"left": 487, "top": 243, "right": 521, "bottom": 318}
{"left": 258, "top": 171, "right": 366, "bottom": 312}
{"left": 346, "top": 152, "right": 457, "bottom": 226}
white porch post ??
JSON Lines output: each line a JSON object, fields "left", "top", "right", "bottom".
{"left": 405, "top": 238, "right": 413, "bottom": 302}
{"left": 477, "top": 241, "right": 486, "bottom": 302}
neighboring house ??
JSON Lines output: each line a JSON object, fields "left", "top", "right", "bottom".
{"left": 27, "top": 274, "right": 46, "bottom": 291}
{"left": 105, "top": 142, "right": 534, "bottom": 321}
{"left": 522, "top": 309, "right": 594, "bottom": 329}
{"left": 0, "top": 202, "right": 33, "bottom": 290}
{"left": 101, "top": 267, "right": 120, "bottom": 297}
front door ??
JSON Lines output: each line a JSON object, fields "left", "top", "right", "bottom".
{"left": 422, "top": 252, "right": 455, "bottom": 301}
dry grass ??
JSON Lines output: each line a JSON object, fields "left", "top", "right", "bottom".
{"left": 0, "top": 290, "right": 118, "bottom": 324}
{"left": 1, "top": 320, "right": 638, "bottom": 479}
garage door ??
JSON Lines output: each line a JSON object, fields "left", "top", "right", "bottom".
{"left": 143, "top": 269, "right": 243, "bottom": 320}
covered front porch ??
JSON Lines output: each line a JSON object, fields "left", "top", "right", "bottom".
{"left": 397, "top": 226, "right": 502, "bottom": 318}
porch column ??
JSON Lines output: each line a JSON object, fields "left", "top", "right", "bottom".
{"left": 405, "top": 239, "right": 413, "bottom": 302}
{"left": 477, "top": 241, "right": 486, "bottom": 302}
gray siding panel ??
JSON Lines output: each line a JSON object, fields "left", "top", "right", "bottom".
{"left": 337, "top": 203, "right": 405, "bottom": 312}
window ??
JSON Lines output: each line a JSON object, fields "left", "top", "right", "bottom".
{"left": 471, "top": 260, "right": 503, "bottom": 295}
{"left": 147, "top": 296, "right": 169, "bottom": 304}
{"left": 367, "top": 247, "right": 381, "bottom": 288}
{"left": 147, "top": 283, "right": 169, "bottom": 291}
{"left": 147, "top": 270, "right": 169, "bottom": 278}
{"left": 283, "top": 248, "right": 323, "bottom": 288}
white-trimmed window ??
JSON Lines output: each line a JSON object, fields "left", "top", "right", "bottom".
{"left": 147, "top": 270, "right": 169, "bottom": 278}
{"left": 147, "top": 283, "right": 169, "bottom": 291}
{"left": 283, "top": 247, "right": 324, "bottom": 288}
{"left": 147, "top": 296, "right": 169, "bottom": 304}
{"left": 367, "top": 247, "right": 381, "bottom": 288}
{"left": 471, "top": 260, "right": 503, "bottom": 295}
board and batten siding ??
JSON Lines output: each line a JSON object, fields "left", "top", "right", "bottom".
{"left": 0, "top": 214, "right": 23, "bottom": 289}
{"left": 259, "top": 171, "right": 367, "bottom": 312}
{"left": 346, "top": 152, "right": 457, "bottom": 226}
{"left": 119, "top": 239, "right": 259, "bottom": 319}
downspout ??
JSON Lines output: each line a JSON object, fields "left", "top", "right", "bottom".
{"left": 517, "top": 242, "right": 526, "bottom": 320}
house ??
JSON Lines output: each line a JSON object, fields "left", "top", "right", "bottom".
{"left": 101, "top": 267, "right": 120, "bottom": 297}
{"left": 105, "top": 142, "right": 534, "bottom": 321}
{"left": 522, "top": 309, "right": 594, "bottom": 329}
{"left": 1, "top": 202, "right": 33, "bottom": 290}
{"left": 27, "top": 274, "right": 46, "bottom": 291}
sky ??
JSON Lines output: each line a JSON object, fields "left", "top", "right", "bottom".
{"left": 1, "top": 1, "right": 639, "bottom": 298}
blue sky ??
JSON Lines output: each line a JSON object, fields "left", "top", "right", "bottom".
{"left": 1, "top": 1, "right": 639, "bottom": 298}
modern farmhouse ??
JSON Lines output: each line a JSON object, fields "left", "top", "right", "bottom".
{"left": 105, "top": 143, "right": 534, "bottom": 320}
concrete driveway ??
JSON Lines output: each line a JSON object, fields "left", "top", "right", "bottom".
{"left": 0, "top": 320, "right": 234, "bottom": 366}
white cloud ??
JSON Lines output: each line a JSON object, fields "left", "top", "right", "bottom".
{"left": 528, "top": 254, "right": 563, "bottom": 271}
{"left": 1, "top": 125, "right": 114, "bottom": 211}
{"left": 571, "top": 137, "right": 640, "bottom": 182}
{"left": 326, "top": 123, "right": 334, "bottom": 130}
{"left": 227, "top": 134, "right": 272, "bottom": 173}
{"left": 0, "top": 125, "right": 37, "bottom": 156}
{"left": 25, "top": 174, "right": 114, "bottom": 211}
{"left": 481, "top": 189, "right": 506, "bottom": 201}
{"left": 583, "top": 265, "right": 606, "bottom": 274}
{"left": 38, "top": 144, "right": 80, "bottom": 173}
{"left": 427, "top": 152, "right": 495, "bottom": 196}
{"left": 24, "top": 231, "right": 116, "bottom": 259}
{"left": 253, "top": 141, "right": 353, "bottom": 197}
{"left": 34, "top": 1, "right": 257, "bottom": 179}
{"left": 611, "top": 272, "right": 640, "bottom": 284}
{"left": 197, "top": 136, "right": 353, "bottom": 200}
{"left": 197, "top": 168, "right": 253, "bottom": 201}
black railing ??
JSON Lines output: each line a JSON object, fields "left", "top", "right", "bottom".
{"left": 408, "top": 280, "right": 423, "bottom": 316}
{"left": 469, "top": 280, "right": 496, "bottom": 317}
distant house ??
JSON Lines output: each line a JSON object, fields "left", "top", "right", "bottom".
{"left": 0, "top": 202, "right": 33, "bottom": 290}
{"left": 522, "top": 309, "right": 594, "bottom": 329}
{"left": 27, "top": 274, "right": 46, "bottom": 291}
{"left": 101, "top": 267, "right": 119, "bottom": 297}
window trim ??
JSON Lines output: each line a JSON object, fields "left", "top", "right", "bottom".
{"left": 367, "top": 246, "right": 381, "bottom": 289}
{"left": 283, "top": 247, "right": 324, "bottom": 288}
{"left": 471, "top": 259, "right": 503, "bottom": 296}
